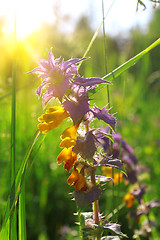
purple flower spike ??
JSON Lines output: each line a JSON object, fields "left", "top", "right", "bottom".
{"left": 29, "top": 48, "right": 87, "bottom": 107}
{"left": 92, "top": 105, "right": 116, "bottom": 131}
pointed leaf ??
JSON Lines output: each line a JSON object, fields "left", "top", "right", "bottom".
{"left": 95, "top": 223, "right": 127, "bottom": 238}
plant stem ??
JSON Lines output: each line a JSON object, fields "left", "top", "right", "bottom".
{"left": 10, "top": 12, "right": 17, "bottom": 240}
{"left": 91, "top": 169, "right": 101, "bottom": 240}
{"left": 19, "top": 183, "right": 27, "bottom": 240}
{"left": 77, "top": 207, "right": 83, "bottom": 240}
{"left": 91, "top": 170, "right": 99, "bottom": 225}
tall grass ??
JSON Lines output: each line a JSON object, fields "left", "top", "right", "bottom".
{"left": 10, "top": 13, "right": 17, "bottom": 240}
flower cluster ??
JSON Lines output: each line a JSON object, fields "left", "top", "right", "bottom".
{"left": 31, "top": 49, "right": 118, "bottom": 191}
{"left": 31, "top": 49, "right": 128, "bottom": 238}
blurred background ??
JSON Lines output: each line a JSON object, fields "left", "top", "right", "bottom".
{"left": 0, "top": 0, "right": 160, "bottom": 239}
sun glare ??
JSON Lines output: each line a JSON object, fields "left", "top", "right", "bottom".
{"left": 2, "top": 0, "right": 55, "bottom": 40}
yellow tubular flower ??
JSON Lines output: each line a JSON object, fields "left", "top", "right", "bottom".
{"left": 123, "top": 192, "right": 135, "bottom": 208}
{"left": 59, "top": 124, "right": 78, "bottom": 148}
{"left": 57, "top": 147, "right": 77, "bottom": 172}
{"left": 67, "top": 165, "right": 88, "bottom": 192}
{"left": 38, "top": 106, "right": 69, "bottom": 133}
{"left": 102, "top": 166, "right": 123, "bottom": 184}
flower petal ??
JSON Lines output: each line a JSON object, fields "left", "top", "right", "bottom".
{"left": 61, "top": 124, "right": 78, "bottom": 140}
{"left": 38, "top": 106, "right": 69, "bottom": 133}
{"left": 57, "top": 147, "right": 77, "bottom": 172}
{"left": 59, "top": 137, "right": 76, "bottom": 148}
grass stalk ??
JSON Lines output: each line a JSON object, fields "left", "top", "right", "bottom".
{"left": 10, "top": 12, "right": 17, "bottom": 240}
{"left": 102, "top": 0, "right": 110, "bottom": 107}
{"left": 77, "top": 207, "right": 83, "bottom": 240}
{"left": 78, "top": 0, "right": 116, "bottom": 71}
{"left": 102, "top": 0, "right": 116, "bottom": 222}
{"left": 18, "top": 184, "right": 27, "bottom": 240}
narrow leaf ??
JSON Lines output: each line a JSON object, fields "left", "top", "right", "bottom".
{"left": 89, "top": 38, "right": 160, "bottom": 95}
{"left": 1, "top": 130, "right": 45, "bottom": 231}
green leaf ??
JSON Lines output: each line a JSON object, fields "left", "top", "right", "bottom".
{"left": 0, "top": 220, "right": 9, "bottom": 240}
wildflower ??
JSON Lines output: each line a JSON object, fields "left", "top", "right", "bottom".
{"left": 38, "top": 106, "right": 69, "bottom": 133}
{"left": 123, "top": 192, "right": 135, "bottom": 208}
{"left": 59, "top": 124, "right": 79, "bottom": 148}
{"left": 132, "top": 185, "right": 146, "bottom": 203}
{"left": 67, "top": 164, "right": 88, "bottom": 192}
{"left": 30, "top": 48, "right": 87, "bottom": 107}
{"left": 57, "top": 124, "right": 79, "bottom": 171}
{"left": 113, "top": 132, "right": 134, "bottom": 154}
{"left": 57, "top": 147, "right": 77, "bottom": 172}
{"left": 101, "top": 166, "right": 123, "bottom": 184}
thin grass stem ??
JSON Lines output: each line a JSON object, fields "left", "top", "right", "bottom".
{"left": 18, "top": 184, "right": 27, "bottom": 240}
{"left": 10, "top": 12, "right": 17, "bottom": 240}
{"left": 77, "top": 207, "right": 83, "bottom": 240}
{"left": 78, "top": 0, "right": 116, "bottom": 70}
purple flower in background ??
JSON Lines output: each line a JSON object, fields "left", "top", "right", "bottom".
{"left": 30, "top": 48, "right": 87, "bottom": 107}
{"left": 91, "top": 105, "right": 116, "bottom": 131}
{"left": 132, "top": 185, "right": 146, "bottom": 203}
{"left": 113, "top": 133, "right": 134, "bottom": 154}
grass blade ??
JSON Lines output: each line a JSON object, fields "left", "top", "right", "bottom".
{"left": 10, "top": 12, "right": 17, "bottom": 240}
{"left": 0, "top": 130, "right": 45, "bottom": 232}
{"left": 89, "top": 38, "right": 160, "bottom": 95}
{"left": 0, "top": 220, "right": 9, "bottom": 240}
{"left": 18, "top": 184, "right": 27, "bottom": 240}
{"left": 103, "top": 38, "right": 160, "bottom": 81}
{"left": 78, "top": 0, "right": 116, "bottom": 70}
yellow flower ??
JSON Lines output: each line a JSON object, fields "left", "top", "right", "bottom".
{"left": 38, "top": 106, "right": 69, "bottom": 133}
{"left": 123, "top": 192, "right": 135, "bottom": 208}
{"left": 67, "top": 164, "right": 88, "bottom": 192}
{"left": 59, "top": 124, "right": 78, "bottom": 148}
{"left": 57, "top": 124, "right": 79, "bottom": 171}
{"left": 102, "top": 166, "right": 123, "bottom": 184}
{"left": 57, "top": 147, "right": 77, "bottom": 172}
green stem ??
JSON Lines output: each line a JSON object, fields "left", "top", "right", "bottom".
{"left": 10, "top": 12, "right": 17, "bottom": 240}
{"left": 19, "top": 184, "right": 27, "bottom": 240}
{"left": 77, "top": 207, "right": 83, "bottom": 240}
{"left": 102, "top": 0, "right": 110, "bottom": 108}
{"left": 91, "top": 169, "right": 101, "bottom": 240}
{"left": 91, "top": 170, "right": 99, "bottom": 225}
{"left": 111, "top": 168, "right": 115, "bottom": 221}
